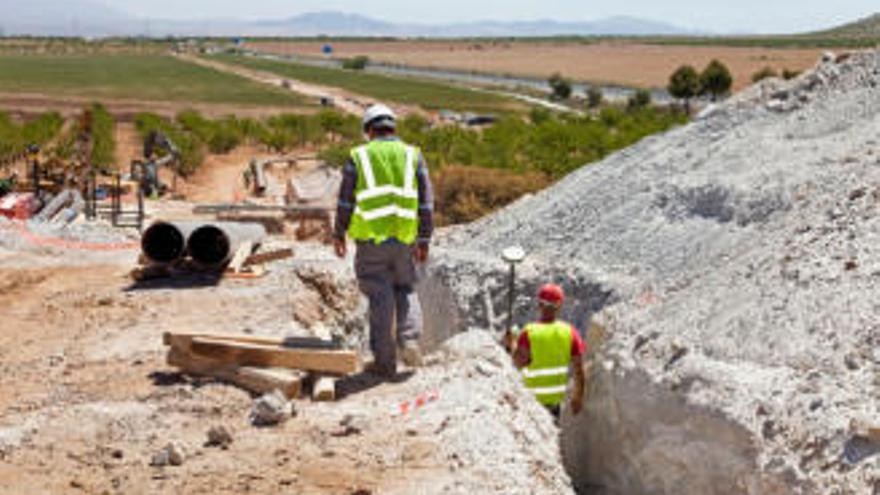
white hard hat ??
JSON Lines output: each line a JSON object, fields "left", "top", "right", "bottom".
{"left": 362, "top": 103, "right": 396, "bottom": 131}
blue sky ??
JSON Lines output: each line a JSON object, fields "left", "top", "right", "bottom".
{"left": 108, "top": 0, "right": 877, "bottom": 34}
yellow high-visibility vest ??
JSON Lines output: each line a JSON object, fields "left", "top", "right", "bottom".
{"left": 348, "top": 140, "right": 420, "bottom": 244}
{"left": 522, "top": 321, "right": 573, "bottom": 406}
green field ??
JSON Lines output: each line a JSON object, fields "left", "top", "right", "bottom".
{"left": 209, "top": 54, "right": 524, "bottom": 113}
{"left": 0, "top": 54, "right": 308, "bottom": 106}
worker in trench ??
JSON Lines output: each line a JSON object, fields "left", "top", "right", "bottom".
{"left": 512, "top": 284, "right": 587, "bottom": 420}
{"left": 333, "top": 103, "right": 433, "bottom": 378}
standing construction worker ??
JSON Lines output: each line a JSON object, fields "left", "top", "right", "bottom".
{"left": 333, "top": 103, "right": 433, "bottom": 378}
{"left": 513, "top": 284, "right": 587, "bottom": 418}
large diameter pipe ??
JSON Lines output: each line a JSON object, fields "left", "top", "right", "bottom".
{"left": 141, "top": 221, "right": 201, "bottom": 264}
{"left": 187, "top": 222, "right": 266, "bottom": 268}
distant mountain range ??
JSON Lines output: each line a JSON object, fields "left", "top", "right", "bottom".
{"left": 818, "top": 13, "right": 880, "bottom": 37}
{"left": 0, "top": 3, "right": 693, "bottom": 37}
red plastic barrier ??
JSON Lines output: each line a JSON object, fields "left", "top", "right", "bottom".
{"left": 0, "top": 193, "right": 40, "bottom": 220}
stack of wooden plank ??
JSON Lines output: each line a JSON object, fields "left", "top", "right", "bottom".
{"left": 163, "top": 332, "right": 358, "bottom": 401}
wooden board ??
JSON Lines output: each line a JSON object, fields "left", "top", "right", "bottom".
{"left": 311, "top": 375, "right": 337, "bottom": 402}
{"left": 164, "top": 332, "right": 341, "bottom": 350}
{"left": 244, "top": 248, "right": 294, "bottom": 266}
{"left": 167, "top": 347, "right": 303, "bottom": 399}
{"left": 165, "top": 333, "right": 357, "bottom": 375}
{"left": 229, "top": 241, "right": 254, "bottom": 273}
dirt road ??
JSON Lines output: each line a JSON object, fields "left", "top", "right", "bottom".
{"left": 177, "top": 54, "right": 369, "bottom": 116}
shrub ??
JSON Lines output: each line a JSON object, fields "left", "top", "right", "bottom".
{"left": 0, "top": 111, "right": 64, "bottom": 159}
{"left": 89, "top": 103, "right": 116, "bottom": 169}
{"left": 782, "top": 68, "right": 801, "bottom": 80}
{"left": 135, "top": 112, "right": 204, "bottom": 177}
{"left": 548, "top": 73, "right": 572, "bottom": 100}
{"left": 342, "top": 55, "right": 370, "bottom": 70}
{"left": 317, "top": 143, "right": 352, "bottom": 168}
{"left": 529, "top": 107, "right": 552, "bottom": 125}
{"left": 751, "top": 66, "right": 779, "bottom": 83}
{"left": 431, "top": 165, "right": 551, "bottom": 225}
{"left": 586, "top": 87, "right": 603, "bottom": 108}
{"left": 177, "top": 110, "right": 242, "bottom": 154}
{"left": 627, "top": 89, "right": 653, "bottom": 110}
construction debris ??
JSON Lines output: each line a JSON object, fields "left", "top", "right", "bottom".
{"left": 311, "top": 375, "right": 337, "bottom": 402}
{"left": 205, "top": 426, "right": 233, "bottom": 449}
{"left": 250, "top": 390, "right": 294, "bottom": 427}
{"left": 241, "top": 248, "right": 293, "bottom": 267}
{"left": 150, "top": 442, "right": 186, "bottom": 467}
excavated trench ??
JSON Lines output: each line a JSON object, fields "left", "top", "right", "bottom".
{"left": 416, "top": 255, "right": 791, "bottom": 495}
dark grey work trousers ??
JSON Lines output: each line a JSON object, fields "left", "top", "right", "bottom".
{"left": 354, "top": 241, "right": 423, "bottom": 370}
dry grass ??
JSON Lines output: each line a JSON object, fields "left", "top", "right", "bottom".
{"left": 252, "top": 40, "right": 824, "bottom": 91}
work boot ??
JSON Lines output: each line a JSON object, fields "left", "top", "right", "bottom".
{"left": 400, "top": 341, "right": 423, "bottom": 368}
{"left": 362, "top": 354, "right": 397, "bottom": 379}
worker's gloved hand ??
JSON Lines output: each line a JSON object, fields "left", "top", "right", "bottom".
{"left": 414, "top": 243, "right": 429, "bottom": 264}
{"left": 333, "top": 238, "right": 347, "bottom": 259}
{"left": 570, "top": 395, "right": 583, "bottom": 415}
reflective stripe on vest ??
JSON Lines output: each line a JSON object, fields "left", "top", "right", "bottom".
{"left": 348, "top": 140, "right": 420, "bottom": 244}
{"left": 522, "top": 321, "right": 573, "bottom": 407}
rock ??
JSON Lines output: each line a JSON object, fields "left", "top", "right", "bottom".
{"left": 771, "top": 89, "right": 790, "bottom": 101}
{"left": 151, "top": 442, "right": 185, "bottom": 467}
{"left": 766, "top": 99, "right": 787, "bottom": 112}
{"left": 331, "top": 413, "right": 368, "bottom": 437}
{"left": 250, "top": 390, "right": 294, "bottom": 427}
{"left": 205, "top": 426, "right": 233, "bottom": 449}
{"left": 822, "top": 51, "right": 836, "bottom": 63}
{"left": 844, "top": 353, "right": 860, "bottom": 370}
{"left": 696, "top": 104, "right": 720, "bottom": 121}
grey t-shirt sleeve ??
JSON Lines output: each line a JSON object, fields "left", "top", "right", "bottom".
{"left": 333, "top": 160, "right": 357, "bottom": 240}
{"left": 416, "top": 152, "right": 434, "bottom": 244}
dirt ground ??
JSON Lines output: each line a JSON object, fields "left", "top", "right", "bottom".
{"left": 0, "top": 241, "right": 438, "bottom": 494}
{"left": 0, "top": 226, "right": 568, "bottom": 495}
{"left": 252, "top": 40, "right": 824, "bottom": 91}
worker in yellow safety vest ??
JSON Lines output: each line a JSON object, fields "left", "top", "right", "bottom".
{"left": 333, "top": 104, "right": 434, "bottom": 378}
{"left": 513, "top": 284, "right": 587, "bottom": 418}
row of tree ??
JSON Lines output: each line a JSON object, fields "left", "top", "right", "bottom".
{"left": 0, "top": 111, "right": 64, "bottom": 160}
{"left": 667, "top": 59, "right": 734, "bottom": 112}
{"left": 549, "top": 59, "right": 734, "bottom": 112}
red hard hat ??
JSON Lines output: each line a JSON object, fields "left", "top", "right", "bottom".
{"left": 537, "top": 284, "right": 564, "bottom": 305}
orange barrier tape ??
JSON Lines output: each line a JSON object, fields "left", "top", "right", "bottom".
{"left": 3, "top": 221, "right": 139, "bottom": 251}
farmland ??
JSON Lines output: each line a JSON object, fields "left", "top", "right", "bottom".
{"left": 0, "top": 54, "right": 309, "bottom": 107}
{"left": 207, "top": 53, "right": 524, "bottom": 113}
{"left": 250, "top": 40, "right": 826, "bottom": 91}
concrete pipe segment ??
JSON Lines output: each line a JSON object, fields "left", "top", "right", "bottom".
{"left": 140, "top": 221, "right": 201, "bottom": 264}
{"left": 187, "top": 222, "right": 266, "bottom": 268}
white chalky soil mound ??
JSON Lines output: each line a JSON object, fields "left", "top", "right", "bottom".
{"left": 426, "top": 50, "right": 880, "bottom": 494}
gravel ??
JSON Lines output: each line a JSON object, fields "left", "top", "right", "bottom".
{"left": 426, "top": 50, "right": 880, "bottom": 494}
